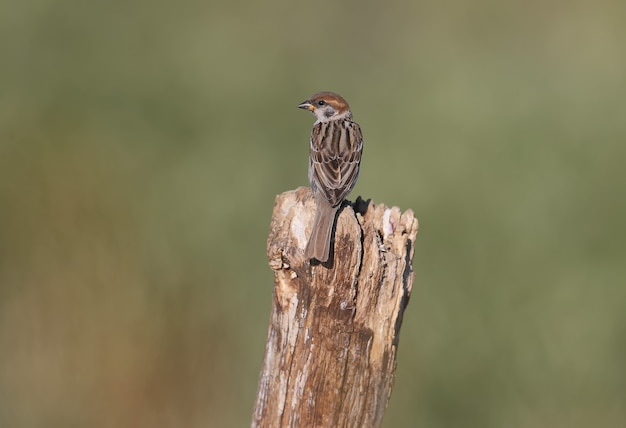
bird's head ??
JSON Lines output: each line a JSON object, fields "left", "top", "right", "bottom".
{"left": 298, "top": 92, "right": 352, "bottom": 123}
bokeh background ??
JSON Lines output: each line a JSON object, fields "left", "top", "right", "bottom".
{"left": 1, "top": 0, "right": 625, "bottom": 426}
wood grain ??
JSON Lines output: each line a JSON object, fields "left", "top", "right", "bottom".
{"left": 253, "top": 187, "right": 418, "bottom": 428}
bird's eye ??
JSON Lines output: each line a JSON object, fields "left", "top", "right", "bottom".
{"left": 317, "top": 100, "right": 326, "bottom": 106}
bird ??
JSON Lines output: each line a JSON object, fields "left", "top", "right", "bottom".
{"left": 298, "top": 91, "right": 363, "bottom": 263}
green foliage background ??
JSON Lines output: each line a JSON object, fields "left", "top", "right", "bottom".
{"left": 1, "top": 0, "right": 625, "bottom": 426}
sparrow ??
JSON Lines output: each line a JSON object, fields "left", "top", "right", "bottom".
{"left": 298, "top": 92, "right": 363, "bottom": 263}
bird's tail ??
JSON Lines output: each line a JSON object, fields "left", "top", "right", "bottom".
{"left": 304, "top": 201, "right": 339, "bottom": 263}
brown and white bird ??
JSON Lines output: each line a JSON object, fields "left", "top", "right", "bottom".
{"left": 298, "top": 92, "right": 363, "bottom": 262}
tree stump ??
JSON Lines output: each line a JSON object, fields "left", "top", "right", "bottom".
{"left": 252, "top": 187, "right": 418, "bottom": 428}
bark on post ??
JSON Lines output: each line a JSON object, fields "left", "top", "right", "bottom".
{"left": 252, "top": 187, "right": 418, "bottom": 428}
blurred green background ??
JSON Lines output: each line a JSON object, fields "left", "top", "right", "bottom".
{"left": 1, "top": 0, "right": 625, "bottom": 426}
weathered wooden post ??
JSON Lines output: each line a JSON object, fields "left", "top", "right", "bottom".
{"left": 252, "top": 187, "right": 418, "bottom": 427}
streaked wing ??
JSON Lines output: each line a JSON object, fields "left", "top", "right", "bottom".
{"left": 309, "top": 118, "right": 363, "bottom": 207}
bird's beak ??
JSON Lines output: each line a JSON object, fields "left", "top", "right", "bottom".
{"left": 298, "top": 101, "right": 315, "bottom": 111}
